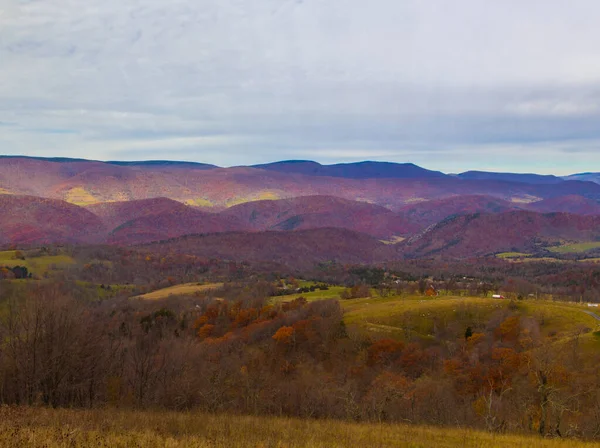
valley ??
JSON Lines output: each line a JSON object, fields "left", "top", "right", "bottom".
{"left": 5, "top": 1, "right": 600, "bottom": 444}
{"left": 2, "top": 158, "right": 600, "bottom": 445}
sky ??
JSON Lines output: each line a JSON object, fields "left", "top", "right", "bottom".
{"left": 1, "top": 0, "right": 600, "bottom": 174}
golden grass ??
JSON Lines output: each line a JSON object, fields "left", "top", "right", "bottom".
{"left": 0, "top": 406, "right": 596, "bottom": 448}
{"left": 225, "top": 191, "right": 282, "bottom": 207}
{"left": 64, "top": 187, "right": 99, "bottom": 206}
{"left": 133, "top": 282, "right": 223, "bottom": 300}
{"left": 380, "top": 236, "right": 406, "bottom": 245}
{"left": 496, "top": 252, "right": 532, "bottom": 259}
{"left": 255, "top": 191, "right": 281, "bottom": 200}
{"left": 510, "top": 195, "right": 542, "bottom": 204}
{"left": 0, "top": 250, "right": 17, "bottom": 262}
{"left": 183, "top": 198, "right": 214, "bottom": 208}
{"left": 402, "top": 197, "right": 429, "bottom": 204}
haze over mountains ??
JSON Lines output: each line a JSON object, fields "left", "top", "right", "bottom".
{"left": 2, "top": 156, "right": 600, "bottom": 262}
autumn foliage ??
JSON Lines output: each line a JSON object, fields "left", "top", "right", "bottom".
{"left": 0, "top": 278, "right": 599, "bottom": 442}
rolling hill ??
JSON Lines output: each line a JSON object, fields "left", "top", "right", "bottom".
{"left": 107, "top": 207, "right": 246, "bottom": 245}
{"left": 526, "top": 195, "right": 600, "bottom": 215}
{"left": 220, "top": 195, "right": 417, "bottom": 238}
{"left": 2, "top": 157, "right": 600, "bottom": 255}
{"left": 86, "top": 197, "right": 196, "bottom": 229}
{"left": 0, "top": 195, "right": 106, "bottom": 245}
{"left": 396, "top": 195, "right": 518, "bottom": 230}
{"left": 400, "top": 211, "right": 600, "bottom": 259}
{"left": 563, "top": 172, "right": 600, "bottom": 184}
{"left": 144, "top": 227, "right": 395, "bottom": 269}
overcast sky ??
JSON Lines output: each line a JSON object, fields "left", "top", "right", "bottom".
{"left": 1, "top": 0, "right": 600, "bottom": 174}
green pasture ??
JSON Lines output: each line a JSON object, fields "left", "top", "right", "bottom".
{"left": 548, "top": 241, "right": 600, "bottom": 254}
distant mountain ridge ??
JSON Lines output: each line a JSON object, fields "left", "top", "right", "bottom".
{"left": 252, "top": 160, "right": 448, "bottom": 179}
{"left": 563, "top": 173, "right": 600, "bottom": 184}
{"left": 457, "top": 171, "right": 564, "bottom": 184}
{"left": 0, "top": 155, "right": 217, "bottom": 169}
{"left": 5, "top": 156, "right": 600, "bottom": 209}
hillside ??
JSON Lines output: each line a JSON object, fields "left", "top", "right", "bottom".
{"left": 87, "top": 197, "right": 197, "bottom": 229}
{"left": 0, "top": 195, "right": 106, "bottom": 245}
{"left": 400, "top": 211, "right": 600, "bottom": 258}
{"left": 108, "top": 208, "right": 246, "bottom": 245}
{"left": 220, "top": 195, "right": 416, "bottom": 237}
{"left": 564, "top": 173, "right": 600, "bottom": 184}
{"left": 526, "top": 195, "right": 600, "bottom": 215}
{"left": 396, "top": 195, "right": 518, "bottom": 230}
{"left": 144, "top": 227, "right": 395, "bottom": 269}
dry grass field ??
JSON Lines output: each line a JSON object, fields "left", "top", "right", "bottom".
{"left": 0, "top": 406, "right": 597, "bottom": 448}
{"left": 133, "top": 282, "right": 223, "bottom": 300}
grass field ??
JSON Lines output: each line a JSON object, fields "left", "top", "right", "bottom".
{"left": 0, "top": 406, "right": 596, "bottom": 448}
{"left": 343, "top": 296, "right": 506, "bottom": 340}
{"left": 548, "top": 242, "right": 600, "bottom": 254}
{"left": 0, "top": 250, "right": 75, "bottom": 275}
{"left": 505, "top": 257, "right": 569, "bottom": 264}
{"left": 341, "top": 295, "right": 600, "bottom": 341}
{"left": 380, "top": 236, "right": 406, "bottom": 245}
{"left": 64, "top": 187, "right": 99, "bottom": 206}
{"left": 271, "top": 286, "right": 347, "bottom": 303}
{"left": 134, "top": 282, "right": 223, "bottom": 300}
{"left": 496, "top": 252, "right": 532, "bottom": 259}
{"left": 225, "top": 191, "right": 282, "bottom": 207}
{"left": 183, "top": 198, "right": 214, "bottom": 207}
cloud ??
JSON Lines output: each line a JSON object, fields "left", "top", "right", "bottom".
{"left": 2, "top": 0, "right": 600, "bottom": 173}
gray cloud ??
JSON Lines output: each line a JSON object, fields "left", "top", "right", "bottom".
{"left": 1, "top": 0, "right": 600, "bottom": 173}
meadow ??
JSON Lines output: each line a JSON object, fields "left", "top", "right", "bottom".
{"left": 0, "top": 250, "right": 75, "bottom": 275}
{"left": 496, "top": 252, "right": 532, "bottom": 259}
{"left": 342, "top": 295, "right": 600, "bottom": 342}
{"left": 133, "top": 282, "right": 224, "bottom": 300}
{"left": 548, "top": 242, "right": 600, "bottom": 254}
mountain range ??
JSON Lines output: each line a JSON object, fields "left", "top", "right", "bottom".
{"left": 2, "top": 156, "right": 600, "bottom": 262}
